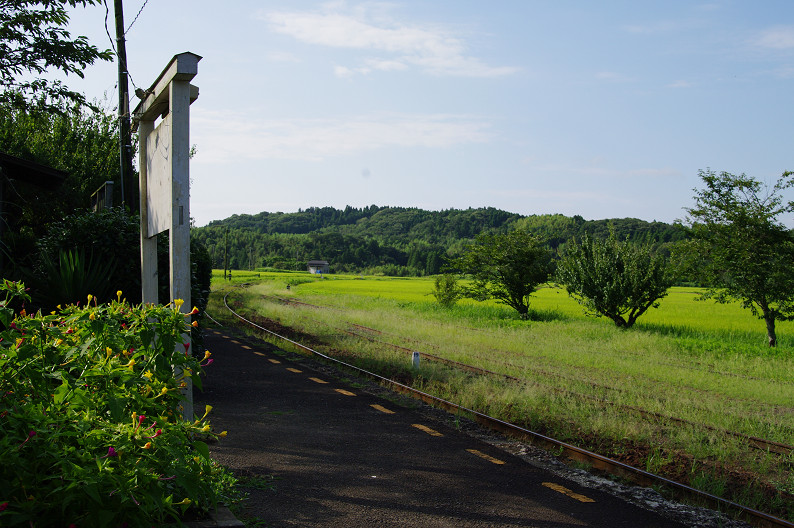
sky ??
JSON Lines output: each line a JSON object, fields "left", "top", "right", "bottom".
{"left": 61, "top": 1, "right": 794, "bottom": 227}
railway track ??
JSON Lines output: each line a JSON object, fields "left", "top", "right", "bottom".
{"left": 257, "top": 292, "right": 794, "bottom": 456}
{"left": 221, "top": 289, "right": 793, "bottom": 528}
{"left": 341, "top": 325, "right": 794, "bottom": 457}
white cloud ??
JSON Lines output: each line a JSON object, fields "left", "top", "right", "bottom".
{"left": 667, "top": 79, "right": 693, "bottom": 88}
{"left": 192, "top": 110, "right": 493, "bottom": 163}
{"left": 259, "top": 4, "right": 518, "bottom": 77}
{"left": 754, "top": 26, "right": 794, "bottom": 50}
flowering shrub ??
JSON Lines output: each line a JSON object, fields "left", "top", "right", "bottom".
{"left": 0, "top": 281, "right": 236, "bottom": 527}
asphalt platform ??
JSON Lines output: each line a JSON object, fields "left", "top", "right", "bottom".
{"left": 195, "top": 328, "right": 693, "bottom": 528}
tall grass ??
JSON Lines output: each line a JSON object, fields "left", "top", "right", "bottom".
{"left": 209, "top": 271, "right": 794, "bottom": 519}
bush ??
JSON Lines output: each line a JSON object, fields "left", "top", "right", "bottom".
{"left": 35, "top": 209, "right": 141, "bottom": 307}
{"left": 0, "top": 281, "right": 237, "bottom": 527}
{"left": 432, "top": 274, "right": 460, "bottom": 308}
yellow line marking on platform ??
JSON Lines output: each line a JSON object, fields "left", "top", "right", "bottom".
{"left": 242, "top": 345, "right": 252, "bottom": 350}
{"left": 412, "top": 424, "right": 443, "bottom": 437}
{"left": 286, "top": 368, "right": 302, "bottom": 373}
{"left": 335, "top": 389, "right": 356, "bottom": 396}
{"left": 466, "top": 449, "right": 505, "bottom": 465}
{"left": 253, "top": 351, "right": 267, "bottom": 357}
{"left": 309, "top": 377, "right": 329, "bottom": 384}
{"left": 371, "top": 404, "right": 396, "bottom": 414}
{"left": 231, "top": 340, "right": 241, "bottom": 344}
{"left": 268, "top": 359, "right": 281, "bottom": 364}
{"left": 542, "top": 482, "right": 595, "bottom": 503}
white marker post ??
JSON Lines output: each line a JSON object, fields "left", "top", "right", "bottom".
{"left": 133, "top": 52, "right": 201, "bottom": 421}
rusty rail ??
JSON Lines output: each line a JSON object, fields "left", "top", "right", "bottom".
{"left": 222, "top": 289, "right": 793, "bottom": 528}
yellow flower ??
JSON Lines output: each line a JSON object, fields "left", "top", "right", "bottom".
{"left": 174, "top": 497, "right": 192, "bottom": 506}
{"left": 106, "top": 347, "right": 113, "bottom": 357}
{"left": 89, "top": 312, "right": 96, "bottom": 321}
{"left": 143, "top": 442, "right": 152, "bottom": 449}
{"left": 218, "top": 431, "right": 227, "bottom": 438}
{"left": 160, "top": 387, "right": 169, "bottom": 396}
{"left": 116, "top": 290, "right": 122, "bottom": 300}
{"left": 54, "top": 339, "right": 63, "bottom": 346}
{"left": 174, "top": 299, "right": 184, "bottom": 309}
{"left": 201, "top": 424, "right": 211, "bottom": 433}
{"left": 132, "top": 411, "right": 138, "bottom": 421}
{"left": 203, "top": 404, "right": 213, "bottom": 418}
{"left": 203, "top": 351, "right": 211, "bottom": 361}
{"left": 143, "top": 370, "right": 154, "bottom": 380}
{"left": 193, "top": 456, "right": 202, "bottom": 464}
{"left": 127, "top": 359, "right": 136, "bottom": 370}
{"left": 87, "top": 294, "right": 93, "bottom": 303}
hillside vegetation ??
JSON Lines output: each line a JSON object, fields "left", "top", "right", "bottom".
{"left": 193, "top": 206, "right": 685, "bottom": 276}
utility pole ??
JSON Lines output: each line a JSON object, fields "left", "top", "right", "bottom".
{"left": 114, "top": 0, "right": 134, "bottom": 207}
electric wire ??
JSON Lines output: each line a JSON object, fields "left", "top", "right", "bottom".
{"left": 125, "top": 0, "right": 150, "bottom": 34}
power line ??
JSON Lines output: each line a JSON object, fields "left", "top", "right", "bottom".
{"left": 102, "top": 0, "right": 141, "bottom": 96}
{"left": 125, "top": 0, "right": 150, "bottom": 35}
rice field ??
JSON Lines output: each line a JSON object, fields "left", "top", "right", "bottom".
{"left": 208, "top": 270, "right": 794, "bottom": 519}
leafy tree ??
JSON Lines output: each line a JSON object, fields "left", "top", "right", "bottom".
{"left": 0, "top": 0, "right": 112, "bottom": 112}
{"left": 0, "top": 101, "right": 124, "bottom": 276}
{"left": 448, "top": 230, "right": 553, "bottom": 317}
{"left": 556, "top": 231, "right": 673, "bottom": 328}
{"left": 0, "top": 101, "right": 123, "bottom": 221}
{"left": 680, "top": 169, "right": 794, "bottom": 347}
{"left": 432, "top": 274, "right": 460, "bottom": 308}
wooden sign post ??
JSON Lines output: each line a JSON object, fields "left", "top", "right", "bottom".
{"left": 133, "top": 52, "right": 201, "bottom": 420}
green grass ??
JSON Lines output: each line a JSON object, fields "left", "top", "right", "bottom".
{"left": 209, "top": 270, "right": 794, "bottom": 520}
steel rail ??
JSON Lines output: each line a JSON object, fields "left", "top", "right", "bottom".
{"left": 221, "top": 290, "right": 793, "bottom": 528}
{"left": 342, "top": 327, "right": 794, "bottom": 456}
{"left": 259, "top": 293, "right": 794, "bottom": 456}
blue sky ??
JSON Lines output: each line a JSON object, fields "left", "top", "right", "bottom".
{"left": 64, "top": 1, "right": 794, "bottom": 227}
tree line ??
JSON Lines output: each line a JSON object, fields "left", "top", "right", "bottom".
{"left": 194, "top": 207, "right": 685, "bottom": 276}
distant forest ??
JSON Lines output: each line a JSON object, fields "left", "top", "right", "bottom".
{"left": 192, "top": 206, "right": 686, "bottom": 276}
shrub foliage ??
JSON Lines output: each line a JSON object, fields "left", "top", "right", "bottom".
{"left": 556, "top": 231, "right": 673, "bottom": 328}
{"left": 0, "top": 281, "right": 235, "bottom": 527}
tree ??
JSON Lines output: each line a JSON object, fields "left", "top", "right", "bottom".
{"left": 556, "top": 231, "right": 673, "bottom": 328}
{"left": 449, "top": 230, "right": 553, "bottom": 317}
{"left": 0, "top": 101, "right": 124, "bottom": 275}
{"left": 681, "top": 169, "right": 794, "bottom": 347}
{"left": 432, "top": 274, "right": 460, "bottom": 308}
{"left": 0, "top": 0, "right": 112, "bottom": 112}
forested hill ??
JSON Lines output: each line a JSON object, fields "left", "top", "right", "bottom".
{"left": 195, "top": 206, "right": 685, "bottom": 276}
{"left": 206, "top": 206, "right": 522, "bottom": 244}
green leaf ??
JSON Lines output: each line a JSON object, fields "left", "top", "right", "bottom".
{"left": 0, "top": 306, "right": 13, "bottom": 327}
{"left": 107, "top": 397, "right": 126, "bottom": 422}
{"left": 52, "top": 380, "right": 70, "bottom": 404}
{"left": 191, "top": 371, "right": 203, "bottom": 391}
{"left": 83, "top": 483, "right": 102, "bottom": 504}
{"left": 193, "top": 440, "right": 210, "bottom": 460}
